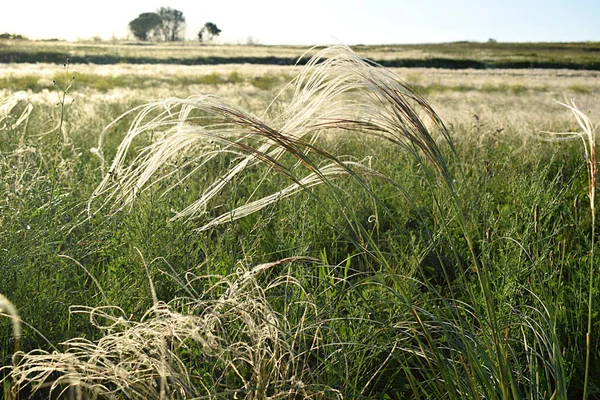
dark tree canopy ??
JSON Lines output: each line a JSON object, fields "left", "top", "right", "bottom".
{"left": 157, "top": 7, "right": 186, "bottom": 42}
{"left": 199, "top": 22, "right": 221, "bottom": 42}
{"left": 204, "top": 22, "right": 221, "bottom": 37}
{"left": 129, "top": 12, "right": 162, "bottom": 41}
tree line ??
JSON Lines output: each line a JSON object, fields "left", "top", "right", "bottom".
{"left": 129, "top": 7, "right": 221, "bottom": 43}
{"left": 0, "top": 33, "right": 27, "bottom": 40}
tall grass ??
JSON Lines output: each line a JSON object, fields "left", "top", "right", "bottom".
{"left": 88, "top": 45, "right": 453, "bottom": 225}
{"left": 1, "top": 45, "right": 597, "bottom": 399}
{"left": 85, "top": 44, "right": 523, "bottom": 398}
{"left": 543, "top": 100, "right": 597, "bottom": 399}
{"left": 81, "top": 44, "right": 570, "bottom": 398}
{"left": 7, "top": 261, "right": 346, "bottom": 399}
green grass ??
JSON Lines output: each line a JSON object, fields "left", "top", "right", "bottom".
{"left": 0, "top": 73, "right": 548, "bottom": 95}
{"left": 0, "top": 70, "right": 287, "bottom": 93}
{"left": 0, "top": 46, "right": 599, "bottom": 399}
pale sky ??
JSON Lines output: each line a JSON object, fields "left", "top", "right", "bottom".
{"left": 2, "top": 0, "right": 599, "bottom": 45}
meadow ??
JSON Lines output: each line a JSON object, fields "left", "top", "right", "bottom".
{"left": 1, "top": 40, "right": 600, "bottom": 69}
{"left": 0, "top": 43, "right": 600, "bottom": 399}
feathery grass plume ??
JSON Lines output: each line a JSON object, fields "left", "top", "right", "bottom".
{"left": 0, "top": 294, "right": 21, "bottom": 400}
{"left": 198, "top": 160, "right": 382, "bottom": 231}
{"left": 0, "top": 294, "right": 21, "bottom": 354}
{"left": 0, "top": 91, "right": 36, "bottom": 199}
{"left": 2, "top": 260, "right": 342, "bottom": 399}
{"left": 88, "top": 45, "right": 454, "bottom": 227}
{"left": 0, "top": 91, "right": 33, "bottom": 130}
{"left": 542, "top": 99, "right": 597, "bottom": 399}
{"left": 86, "top": 44, "right": 538, "bottom": 397}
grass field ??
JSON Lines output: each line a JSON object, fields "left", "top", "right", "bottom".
{"left": 0, "top": 43, "right": 600, "bottom": 399}
{"left": 1, "top": 39, "right": 600, "bottom": 69}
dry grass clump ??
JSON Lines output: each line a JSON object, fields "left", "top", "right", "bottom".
{"left": 88, "top": 45, "right": 453, "bottom": 229}
{"left": 4, "top": 260, "right": 339, "bottom": 399}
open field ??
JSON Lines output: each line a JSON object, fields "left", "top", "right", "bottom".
{"left": 1, "top": 39, "right": 600, "bottom": 69}
{"left": 2, "top": 60, "right": 598, "bottom": 130}
{"left": 1, "top": 44, "right": 600, "bottom": 398}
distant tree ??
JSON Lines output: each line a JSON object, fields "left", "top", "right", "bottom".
{"left": 202, "top": 22, "right": 221, "bottom": 42}
{"left": 157, "top": 7, "right": 186, "bottom": 42}
{"left": 245, "top": 36, "right": 262, "bottom": 45}
{"left": 197, "top": 30, "right": 203, "bottom": 42}
{"left": 129, "top": 12, "right": 162, "bottom": 41}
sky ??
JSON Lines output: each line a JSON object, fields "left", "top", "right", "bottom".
{"left": 1, "top": 0, "right": 599, "bottom": 45}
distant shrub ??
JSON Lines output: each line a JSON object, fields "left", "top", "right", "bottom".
{"left": 250, "top": 74, "right": 281, "bottom": 90}
{"left": 195, "top": 72, "right": 223, "bottom": 85}
{"left": 228, "top": 71, "right": 244, "bottom": 84}
{"left": 245, "top": 36, "right": 262, "bottom": 46}
{"left": 0, "top": 33, "right": 27, "bottom": 40}
{"left": 568, "top": 84, "right": 591, "bottom": 94}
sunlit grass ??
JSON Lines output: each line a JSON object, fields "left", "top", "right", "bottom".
{"left": 0, "top": 45, "right": 599, "bottom": 399}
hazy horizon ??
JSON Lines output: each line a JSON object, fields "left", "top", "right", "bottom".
{"left": 2, "top": 0, "right": 599, "bottom": 45}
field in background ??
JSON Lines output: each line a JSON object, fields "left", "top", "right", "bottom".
{"left": 2, "top": 60, "right": 598, "bottom": 129}
{"left": 1, "top": 39, "right": 600, "bottom": 69}
{"left": 1, "top": 43, "right": 600, "bottom": 398}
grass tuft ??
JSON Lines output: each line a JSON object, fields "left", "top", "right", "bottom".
{"left": 3, "top": 261, "right": 344, "bottom": 399}
{"left": 88, "top": 45, "right": 453, "bottom": 231}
